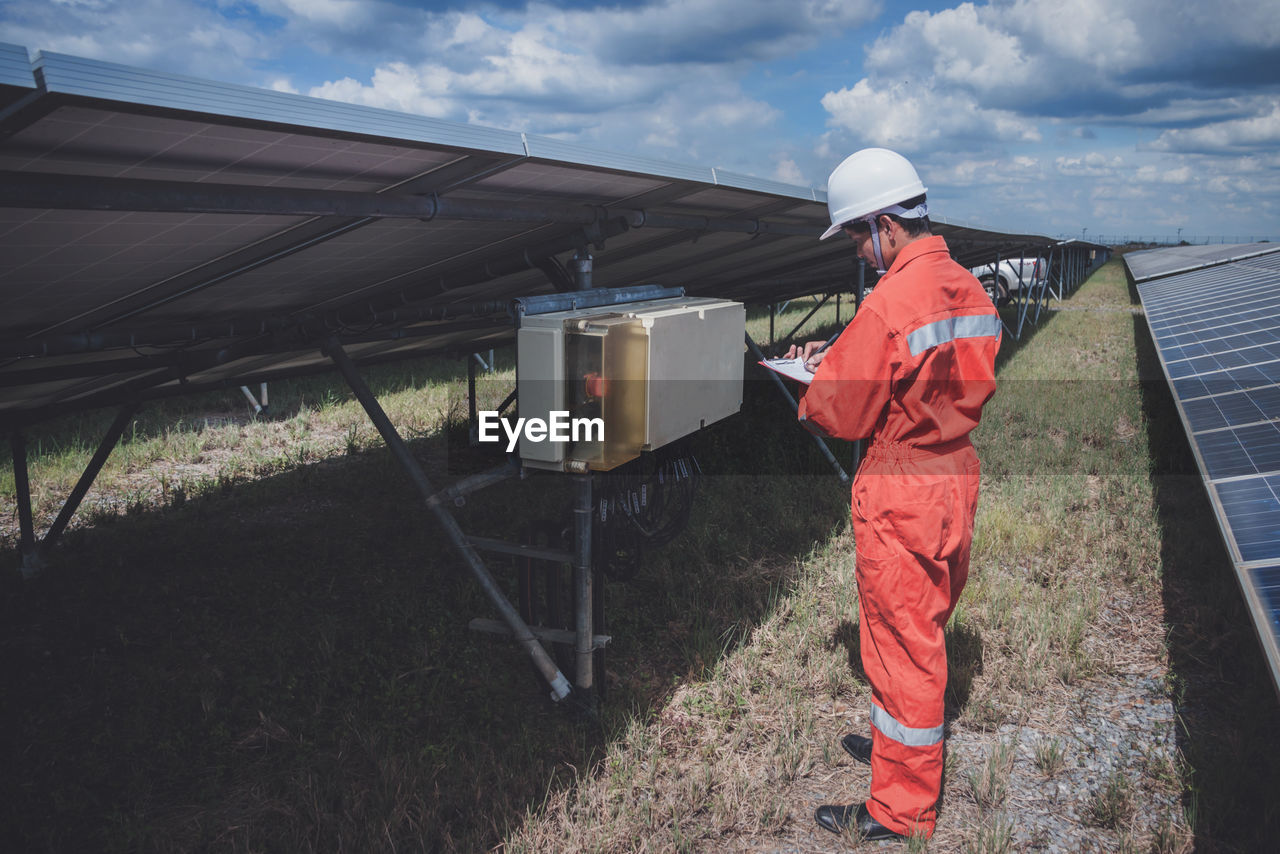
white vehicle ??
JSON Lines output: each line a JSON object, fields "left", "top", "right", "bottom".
{"left": 970, "top": 257, "right": 1047, "bottom": 305}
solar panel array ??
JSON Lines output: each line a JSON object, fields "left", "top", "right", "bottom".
{"left": 1130, "top": 244, "right": 1280, "bottom": 695}
{"left": 0, "top": 44, "right": 1078, "bottom": 428}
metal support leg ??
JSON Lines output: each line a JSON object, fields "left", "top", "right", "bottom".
{"left": 10, "top": 430, "right": 39, "bottom": 577}
{"left": 572, "top": 250, "right": 593, "bottom": 292}
{"left": 239, "top": 382, "right": 269, "bottom": 416}
{"left": 467, "top": 353, "right": 478, "bottom": 444}
{"left": 781, "top": 293, "right": 832, "bottom": 345}
{"left": 497, "top": 387, "right": 517, "bottom": 416}
{"left": 39, "top": 403, "right": 138, "bottom": 562}
{"left": 324, "top": 339, "right": 573, "bottom": 702}
{"left": 572, "top": 473, "right": 594, "bottom": 702}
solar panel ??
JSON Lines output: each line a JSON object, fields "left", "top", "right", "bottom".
{"left": 0, "top": 42, "right": 35, "bottom": 92}
{"left": 0, "top": 45, "right": 1083, "bottom": 428}
{"left": 1131, "top": 244, "right": 1280, "bottom": 695}
{"left": 1125, "top": 242, "right": 1279, "bottom": 283}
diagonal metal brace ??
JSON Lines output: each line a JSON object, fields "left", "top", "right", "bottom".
{"left": 323, "top": 339, "right": 573, "bottom": 702}
{"left": 745, "top": 333, "right": 849, "bottom": 483}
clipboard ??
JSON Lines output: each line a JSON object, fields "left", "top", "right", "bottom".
{"left": 758, "top": 357, "right": 815, "bottom": 385}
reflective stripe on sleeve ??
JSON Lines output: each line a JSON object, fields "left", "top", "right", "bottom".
{"left": 871, "top": 703, "right": 944, "bottom": 747}
{"left": 906, "top": 313, "right": 1002, "bottom": 357}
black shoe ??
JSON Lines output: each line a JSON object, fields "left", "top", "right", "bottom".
{"left": 814, "top": 803, "right": 905, "bottom": 841}
{"left": 841, "top": 732, "right": 872, "bottom": 765}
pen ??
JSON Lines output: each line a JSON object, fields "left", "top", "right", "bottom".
{"left": 804, "top": 328, "right": 844, "bottom": 371}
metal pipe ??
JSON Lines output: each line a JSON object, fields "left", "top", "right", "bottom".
{"left": 572, "top": 473, "right": 594, "bottom": 696}
{"left": 10, "top": 430, "right": 37, "bottom": 576}
{"left": 497, "top": 387, "right": 517, "bottom": 416}
{"left": 0, "top": 354, "right": 185, "bottom": 386}
{"left": 240, "top": 385, "right": 263, "bottom": 414}
{"left": 781, "top": 293, "right": 832, "bottom": 344}
{"left": 1014, "top": 248, "right": 1034, "bottom": 340}
{"left": 39, "top": 403, "right": 139, "bottom": 556}
{"left": 324, "top": 339, "right": 572, "bottom": 701}
{"left": 0, "top": 170, "right": 820, "bottom": 237}
{"left": 426, "top": 459, "right": 520, "bottom": 509}
{"left": 572, "top": 250, "right": 593, "bottom": 291}
{"left": 467, "top": 352, "right": 478, "bottom": 444}
{"left": 745, "top": 333, "right": 849, "bottom": 483}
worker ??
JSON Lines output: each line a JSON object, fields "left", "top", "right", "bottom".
{"left": 789, "top": 148, "right": 1000, "bottom": 841}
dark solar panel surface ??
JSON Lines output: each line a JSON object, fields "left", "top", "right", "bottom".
{"left": 1132, "top": 244, "right": 1280, "bottom": 694}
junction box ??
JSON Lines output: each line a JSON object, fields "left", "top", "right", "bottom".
{"left": 516, "top": 296, "right": 744, "bottom": 471}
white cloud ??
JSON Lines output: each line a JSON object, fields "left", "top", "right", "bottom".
{"left": 294, "top": 3, "right": 803, "bottom": 168}
{"left": 855, "top": 0, "right": 1280, "bottom": 116}
{"left": 1001, "top": 0, "right": 1144, "bottom": 74}
{"left": 773, "top": 156, "right": 805, "bottom": 185}
{"left": 1055, "top": 152, "right": 1124, "bottom": 177}
{"left": 1134, "top": 165, "right": 1193, "bottom": 185}
{"left": 573, "top": 0, "right": 882, "bottom": 64}
{"left": 934, "top": 156, "right": 1042, "bottom": 186}
{"left": 1148, "top": 103, "right": 1280, "bottom": 154}
{"left": 821, "top": 78, "right": 1041, "bottom": 151}
{"left": 816, "top": 0, "right": 1280, "bottom": 239}
{"left": 2, "top": 0, "right": 268, "bottom": 78}
{"left": 866, "top": 3, "right": 1039, "bottom": 94}
{"left": 260, "top": 0, "right": 369, "bottom": 28}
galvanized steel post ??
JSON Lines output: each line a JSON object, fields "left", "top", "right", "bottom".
{"left": 572, "top": 473, "right": 595, "bottom": 700}
{"left": 40, "top": 403, "right": 138, "bottom": 561}
{"left": 572, "top": 250, "right": 593, "bottom": 291}
{"left": 10, "top": 430, "right": 38, "bottom": 577}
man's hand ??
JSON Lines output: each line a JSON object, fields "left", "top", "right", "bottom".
{"left": 783, "top": 340, "right": 828, "bottom": 372}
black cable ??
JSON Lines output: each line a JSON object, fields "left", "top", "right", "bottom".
{"left": 592, "top": 441, "right": 700, "bottom": 581}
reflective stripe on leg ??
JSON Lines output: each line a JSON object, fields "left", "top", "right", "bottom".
{"left": 871, "top": 702, "right": 943, "bottom": 747}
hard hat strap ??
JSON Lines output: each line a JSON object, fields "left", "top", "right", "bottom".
{"left": 865, "top": 215, "right": 887, "bottom": 274}
{"left": 862, "top": 200, "right": 927, "bottom": 272}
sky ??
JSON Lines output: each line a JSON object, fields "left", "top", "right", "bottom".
{"left": 2, "top": 0, "right": 1278, "bottom": 243}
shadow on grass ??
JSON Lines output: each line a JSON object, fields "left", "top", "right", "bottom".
{"left": 0, "top": 355, "right": 851, "bottom": 853}
{"left": 1131, "top": 295, "right": 1280, "bottom": 852}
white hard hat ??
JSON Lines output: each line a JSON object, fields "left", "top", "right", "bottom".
{"left": 820, "top": 148, "right": 927, "bottom": 240}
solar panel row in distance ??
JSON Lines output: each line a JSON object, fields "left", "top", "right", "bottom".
{"left": 1131, "top": 244, "right": 1280, "bottom": 696}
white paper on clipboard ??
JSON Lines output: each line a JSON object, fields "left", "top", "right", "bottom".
{"left": 758, "top": 357, "right": 815, "bottom": 385}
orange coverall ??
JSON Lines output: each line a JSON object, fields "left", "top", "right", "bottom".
{"left": 798, "top": 235, "right": 1000, "bottom": 837}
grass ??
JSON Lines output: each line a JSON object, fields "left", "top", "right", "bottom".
{"left": 2, "top": 277, "right": 1278, "bottom": 852}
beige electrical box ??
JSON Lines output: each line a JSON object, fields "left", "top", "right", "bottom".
{"left": 514, "top": 296, "right": 744, "bottom": 471}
